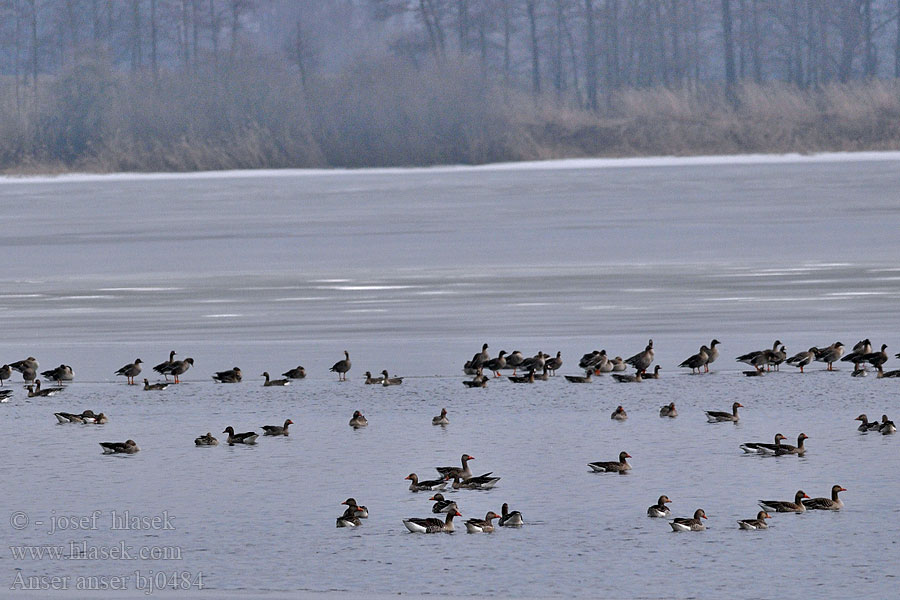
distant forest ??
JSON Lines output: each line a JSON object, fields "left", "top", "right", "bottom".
{"left": 2, "top": 0, "right": 900, "bottom": 172}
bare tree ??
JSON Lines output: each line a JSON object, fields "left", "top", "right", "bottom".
{"left": 584, "top": 0, "right": 597, "bottom": 110}
{"left": 525, "top": 0, "right": 541, "bottom": 95}
{"left": 721, "top": 0, "right": 737, "bottom": 100}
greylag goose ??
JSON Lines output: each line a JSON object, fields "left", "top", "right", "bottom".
{"left": 432, "top": 408, "right": 450, "bottom": 425}
{"left": 27, "top": 380, "right": 61, "bottom": 397}
{"left": 643, "top": 365, "right": 661, "bottom": 379}
{"left": 787, "top": 347, "right": 818, "bottom": 373}
{"left": 862, "top": 344, "right": 889, "bottom": 369}
{"left": 472, "top": 343, "right": 490, "bottom": 368}
{"left": 770, "top": 346, "right": 787, "bottom": 370}
{"left": 505, "top": 350, "right": 525, "bottom": 374}
{"left": 610, "top": 406, "right": 628, "bottom": 421}
{"left": 705, "top": 339, "right": 721, "bottom": 371}
{"left": 741, "top": 433, "right": 786, "bottom": 454}
{"left": 564, "top": 370, "right": 593, "bottom": 383}
{"left": 451, "top": 473, "right": 500, "bottom": 489}
{"left": 100, "top": 440, "right": 139, "bottom": 454}
{"left": 330, "top": 351, "right": 351, "bottom": 381}
{"left": 222, "top": 426, "right": 258, "bottom": 445}
{"left": 610, "top": 357, "right": 627, "bottom": 372}
{"left": 92, "top": 413, "right": 108, "bottom": 425}
{"left": 588, "top": 451, "right": 631, "bottom": 473}
{"left": 579, "top": 350, "right": 602, "bottom": 369}
{"left": 841, "top": 339, "right": 872, "bottom": 368}
{"left": 499, "top": 503, "right": 524, "bottom": 526}
{"left": 10, "top": 357, "right": 39, "bottom": 375}
{"left": 364, "top": 371, "right": 384, "bottom": 384}
{"left": 519, "top": 352, "right": 547, "bottom": 373}
{"left": 281, "top": 366, "right": 306, "bottom": 379}
{"left": 405, "top": 473, "right": 448, "bottom": 492}
{"left": 261, "top": 372, "right": 290, "bottom": 386}
{"left": 774, "top": 433, "right": 809, "bottom": 455}
{"left": 436, "top": 454, "right": 474, "bottom": 480}
{"left": 428, "top": 493, "right": 458, "bottom": 514}
{"left": 625, "top": 339, "right": 654, "bottom": 374}
{"left": 879, "top": 414, "right": 896, "bottom": 434}
{"left": 339, "top": 498, "right": 368, "bottom": 521}
{"left": 143, "top": 378, "right": 169, "bottom": 390}
{"left": 462, "top": 372, "right": 488, "bottom": 387}
{"left": 212, "top": 367, "right": 241, "bottom": 383}
{"left": 738, "top": 511, "right": 771, "bottom": 530}
{"left": 54, "top": 410, "right": 97, "bottom": 424}
{"left": 349, "top": 410, "right": 368, "bottom": 428}
{"left": 802, "top": 485, "right": 846, "bottom": 510}
{"left": 647, "top": 495, "right": 672, "bottom": 517}
{"left": 855, "top": 414, "right": 881, "bottom": 431}
{"left": 21, "top": 367, "right": 36, "bottom": 382}
{"left": 166, "top": 357, "right": 193, "bottom": 383}
{"left": 465, "top": 511, "right": 501, "bottom": 533}
{"left": 336, "top": 505, "right": 362, "bottom": 528}
{"left": 612, "top": 370, "right": 642, "bottom": 383}
{"left": 815, "top": 342, "right": 844, "bottom": 370}
{"left": 0, "top": 364, "right": 10, "bottom": 385}
{"left": 41, "top": 364, "right": 73, "bottom": 385}
{"left": 114, "top": 358, "right": 142, "bottom": 385}
{"left": 544, "top": 351, "right": 562, "bottom": 376}
{"left": 508, "top": 368, "right": 535, "bottom": 383}
{"left": 194, "top": 432, "right": 218, "bottom": 446}
{"left": 483, "top": 351, "right": 508, "bottom": 377}
{"left": 736, "top": 341, "right": 780, "bottom": 369}
{"left": 152, "top": 351, "right": 177, "bottom": 380}
{"left": 402, "top": 510, "right": 460, "bottom": 533}
{"left": 380, "top": 370, "right": 403, "bottom": 386}
{"left": 659, "top": 402, "right": 677, "bottom": 418}
{"left": 679, "top": 346, "right": 709, "bottom": 374}
{"left": 670, "top": 509, "right": 707, "bottom": 532}
{"left": 261, "top": 419, "right": 293, "bottom": 435}
{"left": 705, "top": 402, "right": 742, "bottom": 422}
{"left": 759, "top": 490, "right": 809, "bottom": 513}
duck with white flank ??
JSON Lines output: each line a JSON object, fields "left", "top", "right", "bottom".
{"left": 879, "top": 414, "right": 896, "bottom": 434}
{"left": 0, "top": 389, "right": 12, "bottom": 402}
{"left": 212, "top": 367, "right": 242, "bottom": 383}
{"left": 508, "top": 368, "right": 535, "bottom": 383}
{"left": 451, "top": 473, "right": 500, "bottom": 489}
{"left": 428, "top": 493, "right": 458, "bottom": 514}
{"left": 261, "top": 372, "right": 290, "bottom": 386}
{"left": 612, "top": 370, "right": 643, "bottom": 383}
{"left": 402, "top": 510, "right": 461, "bottom": 533}
{"left": 100, "top": 440, "right": 139, "bottom": 454}
{"left": 432, "top": 408, "right": 449, "bottom": 425}
{"left": 281, "top": 366, "right": 306, "bottom": 379}
{"left": 405, "top": 473, "right": 448, "bottom": 492}
{"left": 194, "top": 432, "right": 218, "bottom": 446}
{"left": 774, "top": 433, "right": 809, "bottom": 455}
{"left": 705, "top": 402, "right": 742, "bottom": 422}
{"left": 462, "top": 370, "right": 488, "bottom": 387}
{"left": 143, "top": 379, "right": 169, "bottom": 391}
{"left": 786, "top": 347, "right": 818, "bottom": 373}
{"left": 647, "top": 495, "right": 672, "bottom": 517}
{"left": 27, "top": 380, "right": 61, "bottom": 397}
{"left": 465, "top": 512, "right": 501, "bottom": 533}
{"left": 54, "top": 410, "right": 98, "bottom": 424}
{"left": 498, "top": 503, "right": 524, "bottom": 526}
{"left": 642, "top": 365, "right": 661, "bottom": 379}
{"left": 336, "top": 502, "right": 362, "bottom": 528}
{"left": 261, "top": 419, "right": 293, "bottom": 436}
{"left": 588, "top": 451, "right": 631, "bottom": 473}
{"left": 564, "top": 370, "right": 593, "bottom": 383}
{"left": 659, "top": 402, "right": 677, "bottom": 418}
{"left": 802, "top": 485, "right": 846, "bottom": 510}
{"left": 610, "top": 406, "right": 628, "bottom": 421}
{"left": 349, "top": 410, "right": 368, "bottom": 428}
{"left": 330, "top": 351, "right": 351, "bottom": 381}
{"left": 759, "top": 490, "right": 809, "bottom": 513}
{"left": 670, "top": 509, "right": 707, "bottom": 532}
{"left": 625, "top": 339, "right": 654, "bottom": 374}
{"left": 380, "top": 370, "right": 403, "bottom": 386}
{"left": 364, "top": 371, "right": 383, "bottom": 384}
{"left": 222, "top": 426, "right": 258, "bottom": 445}
{"left": 741, "top": 433, "right": 786, "bottom": 454}
{"left": 114, "top": 358, "right": 142, "bottom": 385}
{"left": 738, "top": 511, "right": 771, "bottom": 530}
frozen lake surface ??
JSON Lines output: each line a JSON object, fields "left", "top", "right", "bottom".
{"left": 2, "top": 153, "right": 899, "bottom": 598}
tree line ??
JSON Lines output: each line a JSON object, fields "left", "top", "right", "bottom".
{"left": 1, "top": 1, "right": 899, "bottom": 171}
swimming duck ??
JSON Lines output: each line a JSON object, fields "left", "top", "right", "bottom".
{"left": 194, "top": 432, "right": 218, "bottom": 446}
{"left": 508, "top": 368, "right": 536, "bottom": 383}
{"left": 774, "top": 433, "right": 809, "bottom": 455}
{"left": 261, "top": 372, "right": 290, "bottom": 386}
{"left": 451, "top": 472, "right": 500, "bottom": 489}
{"left": 659, "top": 402, "right": 677, "bottom": 418}
{"left": 212, "top": 367, "right": 242, "bottom": 383}
{"left": 364, "top": 371, "right": 384, "bottom": 384}
{"left": 737, "top": 511, "right": 771, "bottom": 530}
{"left": 261, "top": 419, "right": 293, "bottom": 435}
{"left": 610, "top": 406, "right": 628, "bottom": 421}
{"left": 741, "top": 433, "right": 786, "bottom": 454}
{"left": 281, "top": 366, "right": 306, "bottom": 379}
{"left": 465, "top": 511, "right": 501, "bottom": 533}
{"left": 143, "top": 378, "right": 169, "bottom": 390}
{"left": 670, "top": 509, "right": 707, "bottom": 532}
{"left": 428, "top": 493, "right": 458, "bottom": 514}
{"left": 499, "top": 503, "right": 524, "bottom": 526}
{"left": 114, "top": 358, "right": 142, "bottom": 385}
{"left": 588, "top": 451, "right": 631, "bottom": 473}
{"left": 564, "top": 370, "right": 593, "bottom": 383}
{"left": 705, "top": 402, "right": 742, "bottom": 422}
{"left": 349, "top": 410, "right": 368, "bottom": 428}
{"left": 336, "top": 504, "right": 362, "bottom": 528}
{"left": 99, "top": 440, "right": 139, "bottom": 454}
{"left": 402, "top": 510, "right": 460, "bottom": 533}
{"left": 0, "top": 389, "right": 11, "bottom": 402}
{"left": 432, "top": 408, "right": 450, "bottom": 425}
{"left": 855, "top": 413, "right": 881, "bottom": 431}
{"left": 436, "top": 454, "right": 474, "bottom": 480}
{"left": 802, "top": 485, "right": 846, "bottom": 510}
{"left": 222, "top": 426, "right": 258, "bottom": 445}
{"left": 612, "top": 370, "right": 642, "bottom": 383}
{"left": 647, "top": 495, "right": 672, "bottom": 517}
{"left": 405, "top": 473, "right": 448, "bottom": 492}
{"left": 759, "top": 490, "right": 809, "bottom": 513}
{"left": 27, "top": 380, "right": 61, "bottom": 397}
{"left": 879, "top": 414, "right": 896, "bottom": 434}
{"left": 54, "top": 410, "right": 97, "bottom": 424}
{"left": 380, "top": 370, "right": 403, "bottom": 386}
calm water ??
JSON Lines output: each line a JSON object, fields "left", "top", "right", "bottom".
{"left": 2, "top": 154, "right": 899, "bottom": 598}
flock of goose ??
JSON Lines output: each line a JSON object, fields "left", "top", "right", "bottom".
{"left": 6, "top": 337, "right": 896, "bottom": 534}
